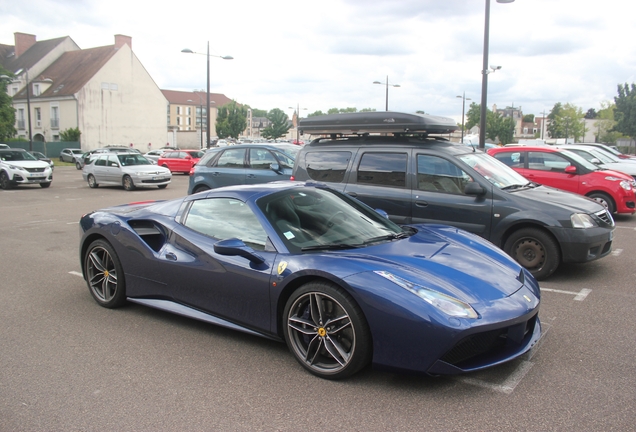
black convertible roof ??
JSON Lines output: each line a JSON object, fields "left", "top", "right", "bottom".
{"left": 298, "top": 111, "right": 458, "bottom": 135}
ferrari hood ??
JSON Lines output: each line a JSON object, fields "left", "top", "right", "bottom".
{"left": 334, "top": 225, "right": 525, "bottom": 304}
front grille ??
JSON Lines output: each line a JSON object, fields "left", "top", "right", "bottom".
{"left": 594, "top": 209, "right": 614, "bottom": 227}
{"left": 441, "top": 316, "right": 537, "bottom": 366}
{"left": 25, "top": 167, "right": 46, "bottom": 173}
{"left": 141, "top": 179, "right": 168, "bottom": 184}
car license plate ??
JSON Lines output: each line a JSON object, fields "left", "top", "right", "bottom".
{"left": 152, "top": 176, "right": 165, "bottom": 181}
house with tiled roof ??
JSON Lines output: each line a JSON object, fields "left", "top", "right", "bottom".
{"left": 161, "top": 89, "right": 233, "bottom": 148}
{"left": 1, "top": 32, "right": 167, "bottom": 151}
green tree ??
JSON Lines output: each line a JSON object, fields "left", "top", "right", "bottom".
{"left": 547, "top": 102, "right": 585, "bottom": 141}
{"left": 595, "top": 101, "right": 623, "bottom": 144}
{"left": 0, "top": 67, "right": 17, "bottom": 141}
{"left": 613, "top": 83, "right": 636, "bottom": 139}
{"left": 216, "top": 101, "right": 248, "bottom": 139}
{"left": 250, "top": 108, "right": 268, "bottom": 118}
{"left": 308, "top": 110, "right": 325, "bottom": 117}
{"left": 261, "top": 108, "right": 290, "bottom": 140}
{"left": 60, "top": 127, "right": 81, "bottom": 142}
{"left": 523, "top": 114, "right": 535, "bottom": 123}
{"left": 465, "top": 102, "right": 481, "bottom": 130}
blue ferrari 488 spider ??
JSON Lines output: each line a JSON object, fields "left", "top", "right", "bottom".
{"left": 79, "top": 182, "right": 541, "bottom": 379}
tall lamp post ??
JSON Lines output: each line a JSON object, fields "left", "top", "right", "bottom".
{"left": 479, "top": 0, "right": 514, "bottom": 150}
{"left": 456, "top": 92, "right": 472, "bottom": 143}
{"left": 182, "top": 42, "right": 232, "bottom": 149}
{"left": 373, "top": 76, "right": 400, "bottom": 111}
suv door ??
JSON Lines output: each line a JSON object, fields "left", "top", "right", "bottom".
{"left": 246, "top": 148, "right": 290, "bottom": 184}
{"left": 411, "top": 153, "right": 492, "bottom": 237}
{"left": 204, "top": 147, "right": 247, "bottom": 188}
{"left": 342, "top": 151, "right": 412, "bottom": 224}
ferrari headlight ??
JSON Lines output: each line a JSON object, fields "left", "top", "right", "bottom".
{"left": 571, "top": 213, "right": 596, "bottom": 229}
{"left": 374, "top": 271, "right": 478, "bottom": 319}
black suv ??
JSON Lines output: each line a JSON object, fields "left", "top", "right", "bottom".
{"left": 291, "top": 111, "right": 615, "bottom": 280}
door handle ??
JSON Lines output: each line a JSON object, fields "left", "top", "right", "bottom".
{"left": 247, "top": 174, "right": 257, "bottom": 178}
{"left": 415, "top": 200, "right": 428, "bottom": 207}
{"left": 165, "top": 252, "right": 177, "bottom": 261}
{"left": 346, "top": 192, "right": 358, "bottom": 197}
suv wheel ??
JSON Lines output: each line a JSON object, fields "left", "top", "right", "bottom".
{"left": 504, "top": 228, "right": 560, "bottom": 280}
{"left": 0, "top": 171, "right": 13, "bottom": 190}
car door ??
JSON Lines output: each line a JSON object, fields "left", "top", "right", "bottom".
{"left": 91, "top": 155, "right": 110, "bottom": 183}
{"left": 202, "top": 147, "right": 247, "bottom": 188}
{"left": 523, "top": 151, "right": 580, "bottom": 194}
{"left": 161, "top": 197, "right": 275, "bottom": 331}
{"left": 341, "top": 150, "right": 412, "bottom": 224}
{"left": 246, "top": 148, "right": 290, "bottom": 184}
{"left": 411, "top": 153, "right": 492, "bottom": 236}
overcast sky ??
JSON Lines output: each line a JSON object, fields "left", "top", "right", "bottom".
{"left": 2, "top": 0, "right": 635, "bottom": 122}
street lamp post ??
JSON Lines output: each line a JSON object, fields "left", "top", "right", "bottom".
{"left": 479, "top": 0, "right": 514, "bottom": 150}
{"left": 182, "top": 43, "right": 232, "bottom": 149}
{"left": 456, "top": 92, "right": 472, "bottom": 143}
{"left": 373, "top": 76, "right": 400, "bottom": 111}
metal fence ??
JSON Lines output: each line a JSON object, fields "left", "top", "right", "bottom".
{"left": 3, "top": 141, "right": 81, "bottom": 158}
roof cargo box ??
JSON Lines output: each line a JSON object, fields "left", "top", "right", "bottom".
{"left": 299, "top": 111, "right": 458, "bottom": 135}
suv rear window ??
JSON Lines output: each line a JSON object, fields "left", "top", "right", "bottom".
{"left": 305, "top": 151, "right": 351, "bottom": 183}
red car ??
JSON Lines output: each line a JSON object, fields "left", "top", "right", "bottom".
{"left": 157, "top": 150, "right": 204, "bottom": 174}
{"left": 488, "top": 146, "right": 636, "bottom": 214}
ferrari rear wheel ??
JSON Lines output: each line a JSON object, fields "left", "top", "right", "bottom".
{"left": 283, "top": 281, "right": 371, "bottom": 380}
{"left": 84, "top": 239, "right": 127, "bottom": 308}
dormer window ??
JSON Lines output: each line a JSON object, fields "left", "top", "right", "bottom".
{"left": 33, "top": 83, "right": 40, "bottom": 96}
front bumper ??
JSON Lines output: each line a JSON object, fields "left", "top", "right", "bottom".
{"left": 550, "top": 225, "right": 614, "bottom": 263}
{"left": 11, "top": 171, "right": 53, "bottom": 184}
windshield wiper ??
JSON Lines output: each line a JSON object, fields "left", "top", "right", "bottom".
{"left": 301, "top": 243, "right": 363, "bottom": 252}
{"left": 501, "top": 182, "right": 534, "bottom": 191}
{"left": 363, "top": 232, "right": 410, "bottom": 245}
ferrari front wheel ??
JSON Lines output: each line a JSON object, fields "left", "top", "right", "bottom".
{"left": 283, "top": 281, "right": 371, "bottom": 380}
{"left": 84, "top": 239, "right": 127, "bottom": 308}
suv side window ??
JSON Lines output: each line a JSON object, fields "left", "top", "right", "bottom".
{"left": 215, "top": 148, "right": 246, "bottom": 168}
{"left": 356, "top": 152, "right": 407, "bottom": 188}
{"left": 305, "top": 151, "right": 351, "bottom": 183}
{"left": 416, "top": 154, "right": 471, "bottom": 195}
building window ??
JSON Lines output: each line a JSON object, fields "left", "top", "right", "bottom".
{"left": 177, "top": 117, "right": 181, "bottom": 126}
{"left": 17, "top": 108, "right": 25, "bottom": 130}
{"left": 177, "top": 106, "right": 181, "bottom": 115}
{"left": 11, "top": 86, "right": 18, "bottom": 96}
{"left": 51, "top": 106, "right": 60, "bottom": 129}
{"left": 187, "top": 107, "right": 191, "bottom": 115}
{"left": 101, "top": 82, "right": 109, "bottom": 89}
{"left": 53, "top": 135, "right": 60, "bottom": 142}
{"left": 33, "top": 84, "right": 40, "bottom": 96}
{"left": 35, "top": 108, "right": 41, "bottom": 127}
{"left": 187, "top": 117, "right": 191, "bottom": 126}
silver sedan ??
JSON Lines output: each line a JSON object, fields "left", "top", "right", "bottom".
{"left": 82, "top": 152, "right": 171, "bottom": 190}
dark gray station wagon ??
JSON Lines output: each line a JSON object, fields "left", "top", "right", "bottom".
{"left": 292, "top": 111, "right": 615, "bottom": 280}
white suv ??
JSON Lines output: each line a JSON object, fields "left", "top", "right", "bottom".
{"left": 0, "top": 148, "right": 53, "bottom": 189}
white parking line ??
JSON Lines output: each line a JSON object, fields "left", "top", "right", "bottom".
{"left": 540, "top": 287, "right": 591, "bottom": 301}
{"left": 612, "top": 248, "right": 623, "bottom": 257}
{"left": 69, "top": 271, "right": 83, "bottom": 277}
{"left": 457, "top": 361, "right": 534, "bottom": 394}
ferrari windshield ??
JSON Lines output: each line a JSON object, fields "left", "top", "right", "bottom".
{"left": 257, "top": 187, "right": 404, "bottom": 253}
{"left": 458, "top": 152, "right": 530, "bottom": 189}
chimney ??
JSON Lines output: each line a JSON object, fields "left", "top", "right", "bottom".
{"left": 14, "top": 32, "right": 37, "bottom": 58}
{"left": 114, "top": 34, "right": 132, "bottom": 50}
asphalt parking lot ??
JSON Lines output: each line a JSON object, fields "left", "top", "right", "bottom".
{"left": 1, "top": 166, "right": 635, "bottom": 431}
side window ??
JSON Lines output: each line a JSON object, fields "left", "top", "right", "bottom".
{"left": 305, "top": 151, "right": 351, "bottom": 183}
{"left": 417, "top": 154, "right": 472, "bottom": 195}
{"left": 249, "top": 148, "right": 277, "bottom": 170}
{"left": 528, "top": 151, "right": 570, "bottom": 172}
{"left": 163, "top": 152, "right": 175, "bottom": 159}
{"left": 272, "top": 150, "right": 294, "bottom": 169}
{"left": 183, "top": 198, "right": 267, "bottom": 250}
{"left": 357, "top": 152, "right": 407, "bottom": 188}
{"left": 95, "top": 156, "right": 106, "bottom": 166}
{"left": 107, "top": 155, "right": 119, "bottom": 167}
{"left": 179, "top": 152, "right": 188, "bottom": 159}
{"left": 493, "top": 151, "right": 525, "bottom": 168}
{"left": 215, "top": 148, "right": 246, "bottom": 168}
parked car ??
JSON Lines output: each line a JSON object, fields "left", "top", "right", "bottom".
{"left": 488, "top": 146, "right": 636, "bottom": 215}
{"left": 292, "top": 111, "right": 615, "bottom": 280}
{"left": 59, "top": 148, "right": 84, "bottom": 163}
{"left": 82, "top": 152, "right": 171, "bottom": 190}
{"left": 29, "top": 151, "right": 54, "bottom": 170}
{"left": 573, "top": 142, "right": 636, "bottom": 160}
{"left": 78, "top": 182, "right": 541, "bottom": 379}
{"left": 188, "top": 144, "right": 296, "bottom": 194}
{"left": 0, "top": 143, "right": 10, "bottom": 149}
{"left": 157, "top": 150, "right": 204, "bottom": 174}
{"left": 558, "top": 145, "right": 636, "bottom": 178}
{"left": 0, "top": 148, "right": 53, "bottom": 189}
{"left": 143, "top": 149, "right": 166, "bottom": 163}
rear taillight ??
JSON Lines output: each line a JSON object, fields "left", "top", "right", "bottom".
{"left": 290, "top": 175, "right": 295, "bottom": 181}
